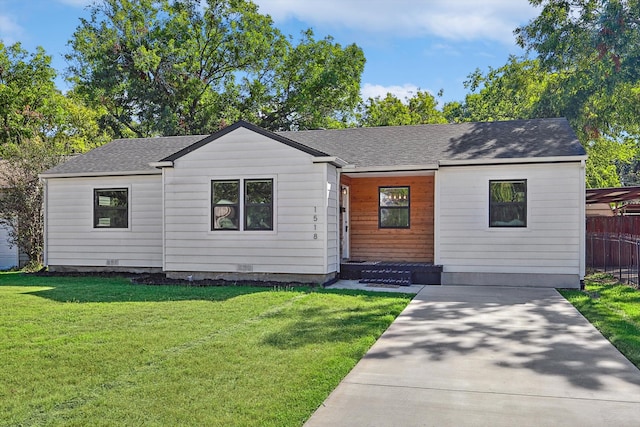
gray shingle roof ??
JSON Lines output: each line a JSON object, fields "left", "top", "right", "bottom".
{"left": 42, "top": 135, "right": 208, "bottom": 175}
{"left": 277, "top": 118, "right": 585, "bottom": 168}
{"left": 42, "top": 118, "right": 585, "bottom": 176}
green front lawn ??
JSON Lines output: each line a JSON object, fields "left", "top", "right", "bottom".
{"left": 559, "top": 273, "right": 640, "bottom": 369}
{"left": 0, "top": 273, "right": 412, "bottom": 426}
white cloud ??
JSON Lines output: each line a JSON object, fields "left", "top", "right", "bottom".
{"left": 0, "top": 14, "right": 22, "bottom": 44}
{"left": 361, "top": 83, "right": 421, "bottom": 101}
{"left": 56, "top": 0, "right": 93, "bottom": 6}
{"left": 425, "top": 43, "right": 462, "bottom": 56}
{"left": 254, "top": 0, "right": 538, "bottom": 44}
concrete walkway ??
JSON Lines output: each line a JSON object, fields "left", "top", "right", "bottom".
{"left": 305, "top": 285, "right": 640, "bottom": 426}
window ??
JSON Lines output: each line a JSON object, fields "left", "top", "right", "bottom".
{"left": 489, "top": 180, "right": 527, "bottom": 227}
{"left": 212, "top": 180, "right": 240, "bottom": 230}
{"left": 379, "top": 186, "right": 410, "bottom": 228}
{"left": 245, "top": 179, "right": 273, "bottom": 230}
{"left": 211, "top": 179, "right": 273, "bottom": 231}
{"left": 94, "top": 188, "right": 128, "bottom": 228}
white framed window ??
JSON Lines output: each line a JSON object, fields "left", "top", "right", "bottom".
{"left": 212, "top": 180, "right": 240, "bottom": 230}
{"left": 93, "top": 188, "right": 129, "bottom": 229}
{"left": 244, "top": 179, "right": 273, "bottom": 231}
{"left": 379, "top": 186, "right": 410, "bottom": 229}
{"left": 211, "top": 178, "right": 273, "bottom": 231}
{"left": 489, "top": 180, "right": 527, "bottom": 227}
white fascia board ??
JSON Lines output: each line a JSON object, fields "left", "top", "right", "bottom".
{"left": 312, "top": 156, "right": 349, "bottom": 167}
{"left": 438, "top": 155, "right": 587, "bottom": 166}
{"left": 340, "top": 164, "right": 439, "bottom": 173}
{"left": 38, "top": 170, "right": 162, "bottom": 179}
{"left": 149, "top": 161, "right": 174, "bottom": 168}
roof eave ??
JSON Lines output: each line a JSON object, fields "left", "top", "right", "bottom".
{"left": 438, "top": 155, "right": 587, "bottom": 166}
{"left": 149, "top": 161, "right": 174, "bottom": 168}
{"left": 39, "top": 170, "right": 161, "bottom": 179}
{"left": 341, "top": 164, "right": 440, "bottom": 173}
{"left": 312, "top": 156, "right": 348, "bottom": 167}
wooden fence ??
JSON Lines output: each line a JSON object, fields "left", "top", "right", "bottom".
{"left": 586, "top": 216, "right": 640, "bottom": 285}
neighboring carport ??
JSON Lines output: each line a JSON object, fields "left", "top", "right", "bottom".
{"left": 305, "top": 286, "right": 640, "bottom": 427}
{"left": 586, "top": 186, "right": 640, "bottom": 215}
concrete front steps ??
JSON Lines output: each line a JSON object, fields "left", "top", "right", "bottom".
{"left": 340, "top": 261, "right": 443, "bottom": 286}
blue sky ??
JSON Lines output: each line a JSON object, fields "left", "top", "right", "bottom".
{"left": 0, "top": 0, "right": 540, "bottom": 105}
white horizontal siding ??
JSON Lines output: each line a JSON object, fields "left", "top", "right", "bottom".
{"left": 436, "top": 163, "right": 584, "bottom": 276}
{"left": 164, "top": 127, "right": 337, "bottom": 276}
{"left": 45, "top": 175, "right": 163, "bottom": 268}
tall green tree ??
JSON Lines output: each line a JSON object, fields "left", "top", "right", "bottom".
{"left": 67, "top": 0, "right": 280, "bottom": 137}
{"left": 0, "top": 42, "right": 108, "bottom": 264}
{"left": 237, "top": 30, "right": 365, "bottom": 130}
{"left": 358, "top": 90, "right": 446, "bottom": 127}
{"left": 514, "top": 0, "right": 640, "bottom": 186}
{"left": 444, "top": 57, "right": 554, "bottom": 123}
{"left": 0, "top": 44, "right": 57, "bottom": 145}
{"left": 67, "top": 0, "right": 365, "bottom": 135}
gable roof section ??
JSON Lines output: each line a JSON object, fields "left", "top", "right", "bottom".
{"left": 277, "top": 118, "right": 585, "bottom": 168}
{"left": 162, "top": 120, "right": 330, "bottom": 162}
{"left": 41, "top": 134, "right": 209, "bottom": 177}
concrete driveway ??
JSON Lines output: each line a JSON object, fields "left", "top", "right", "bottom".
{"left": 305, "top": 286, "right": 640, "bottom": 427}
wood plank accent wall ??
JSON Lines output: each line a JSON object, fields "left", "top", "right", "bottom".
{"left": 344, "top": 175, "right": 434, "bottom": 262}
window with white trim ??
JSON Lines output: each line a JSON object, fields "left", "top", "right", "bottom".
{"left": 244, "top": 179, "right": 273, "bottom": 230}
{"left": 212, "top": 180, "right": 240, "bottom": 230}
{"left": 379, "top": 186, "right": 410, "bottom": 228}
{"left": 211, "top": 178, "right": 273, "bottom": 231}
{"left": 489, "top": 180, "right": 527, "bottom": 227}
{"left": 94, "top": 188, "right": 128, "bottom": 228}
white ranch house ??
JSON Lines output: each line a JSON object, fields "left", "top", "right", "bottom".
{"left": 40, "top": 118, "right": 587, "bottom": 288}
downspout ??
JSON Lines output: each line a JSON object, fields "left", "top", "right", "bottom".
{"left": 580, "top": 159, "right": 586, "bottom": 289}
{"left": 161, "top": 168, "right": 166, "bottom": 273}
{"left": 337, "top": 168, "right": 342, "bottom": 274}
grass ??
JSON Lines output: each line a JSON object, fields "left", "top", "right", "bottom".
{"left": 0, "top": 272, "right": 412, "bottom": 426}
{"left": 559, "top": 272, "right": 640, "bottom": 369}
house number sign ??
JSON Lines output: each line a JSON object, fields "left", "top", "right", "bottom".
{"left": 313, "top": 206, "right": 319, "bottom": 239}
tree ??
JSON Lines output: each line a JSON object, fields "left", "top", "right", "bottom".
{"left": 0, "top": 44, "right": 57, "bottom": 145}
{"left": 514, "top": 0, "right": 640, "bottom": 186}
{"left": 0, "top": 139, "right": 64, "bottom": 265}
{"left": 0, "top": 42, "right": 109, "bottom": 265}
{"left": 358, "top": 90, "right": 446, "bottom": 127}
{"left": 445, "top": 53, "right": 638, "bottom": 187}
{"left": 236, "top": 30, "right": 365, "bottom": 130}
{"left": 444, "top": 57, "right": 554, "bottom": 123}
{"left": 67, "top": 0, "right": 365, "bottom": 135}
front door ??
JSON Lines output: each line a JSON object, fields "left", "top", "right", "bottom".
{"left": 340, "top": 185, "right": 350, "bottom": 259}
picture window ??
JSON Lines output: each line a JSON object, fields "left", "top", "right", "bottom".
{"left": 489, "top": 180, "right": 527, "bottom": 227}
{"left": 379, "top": 186, "right": 410, "bottom": 228}
{"left": 94, "top": 188, "right": 128, "bottom": 228}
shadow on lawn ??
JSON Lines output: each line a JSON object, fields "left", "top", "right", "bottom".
{"left": 262, "top": 299, "right": 407, "bottom": 349}
{"left": 11, "top": 274, "right": 410, "bottom": 304}
{"left": 20, "top": 279, "right": 274, "bottom": 303}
